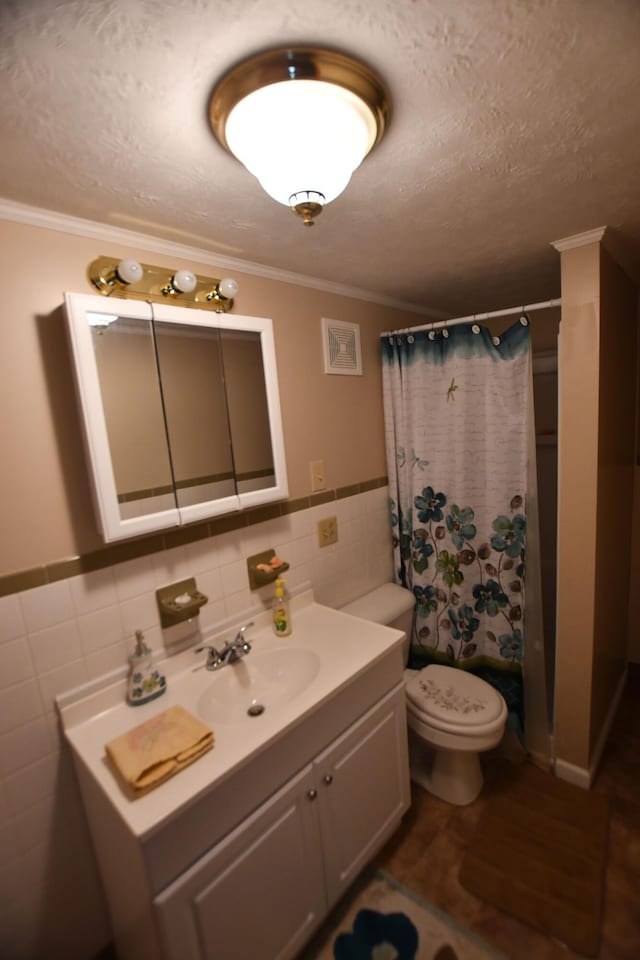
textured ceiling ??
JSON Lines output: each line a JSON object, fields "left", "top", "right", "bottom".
{"left": 2, "top": 0, "right": 640, "bottom": 315}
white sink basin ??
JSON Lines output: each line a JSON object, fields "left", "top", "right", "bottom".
{"left": 196, "top": 646, "right": 321, "bottom": 724}
{"left": 57, "top": 591, "right": 406, "bottom": 840}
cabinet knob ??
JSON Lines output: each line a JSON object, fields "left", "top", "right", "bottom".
{"left": 306, "top": 788, "right": 317, "bottom": 801}
{"left": 323, "top": 774, "right": 334, "bottom": 785}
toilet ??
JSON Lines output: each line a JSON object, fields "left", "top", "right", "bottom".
{"left": 341, "top": 583, "right": 507, "bottom": 806}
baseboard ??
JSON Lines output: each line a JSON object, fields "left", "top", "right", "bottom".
{"left": 554, "top": 757, "right": 591, "bottom": 789}
{"left": 554, "top": 665, "right": 628, "bottom": 789}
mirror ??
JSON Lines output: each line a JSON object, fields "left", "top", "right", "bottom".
{"left": 219, "top": 329, "right": 276, "bottom": 494}
{"left": 64, "top": 292, "right": 288, "bottom": 542}
{"left": 153, "top": 321, "right": 237, "bottom": 510}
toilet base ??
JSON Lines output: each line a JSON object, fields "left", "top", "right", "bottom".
{"left": 409, "top": 735, "right": 484, "bottom": 806}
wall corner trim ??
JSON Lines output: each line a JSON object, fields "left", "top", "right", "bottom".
{"left": 554, "top": 664, "right": 628, "bottom": 790}
{"left": 551, "top": 227, "right": 607, "bottom": 253}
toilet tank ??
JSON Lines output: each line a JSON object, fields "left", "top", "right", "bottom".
{"left": 340, "top": 583, "right": 415, "bottom": 665}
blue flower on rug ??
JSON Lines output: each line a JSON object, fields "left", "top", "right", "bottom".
{"left": 333, "top": 908, "right": 418, "bottom": 959}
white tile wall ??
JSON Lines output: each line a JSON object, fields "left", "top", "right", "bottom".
{"left": 0, "top": 488, "right": 394, "bottom": 960}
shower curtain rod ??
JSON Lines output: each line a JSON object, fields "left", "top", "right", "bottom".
{"left": 382, "top": 297, "right": 561, "bottom": 337}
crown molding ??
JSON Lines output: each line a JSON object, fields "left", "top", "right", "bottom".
{"left": 551, "top": 227, "right": 607, "bottom": 252}
{"left": 551, "top": 224, "right": 640, "bottom": 284}
{"left": 0, "top": 197, "right": 446, "bottom": 319}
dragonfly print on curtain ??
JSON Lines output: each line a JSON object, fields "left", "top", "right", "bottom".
{"left": 382, "top": 318, "right": 532, "bottom": 732}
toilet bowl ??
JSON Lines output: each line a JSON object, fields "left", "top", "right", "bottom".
{"left": 341, "top": 583, "right": 507, "bottom": 806}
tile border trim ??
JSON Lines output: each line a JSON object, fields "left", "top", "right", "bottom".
{"left": 0, "top": 476, "right": 388, "bottom": 597}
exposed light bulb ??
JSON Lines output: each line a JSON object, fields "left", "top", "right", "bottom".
{"left": 217, "top": 277, "right": 238, "bottom": 299}
{"left": 115, "top": 259, "right": 143, "bottom": 284}
{"left": 172, "top": 269, "right": 197, "bottom": 294}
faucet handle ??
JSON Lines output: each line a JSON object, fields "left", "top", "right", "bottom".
{"left": 235, "top": 622, "right": 253, "bottom": 652}
{"left": 194, "top": 644, "right": 222, "bottom": 669}
{"left": 195, "top": 644, "right": 220, "bottom": 656}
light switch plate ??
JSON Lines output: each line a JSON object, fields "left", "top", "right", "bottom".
{"left": 310, "top": 459, "right": 326, "bottom": 492}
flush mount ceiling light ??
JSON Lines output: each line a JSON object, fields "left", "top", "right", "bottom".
{"left": 209, "top": 47, "right": 390, "bottom": 226}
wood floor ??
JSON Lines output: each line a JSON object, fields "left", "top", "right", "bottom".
{"left": 375, "top": 667, "right": 640, "bottom": 960}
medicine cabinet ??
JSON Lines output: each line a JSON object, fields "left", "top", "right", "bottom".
{"left": 64, "top": 292, "right": 288, "bottom": 542}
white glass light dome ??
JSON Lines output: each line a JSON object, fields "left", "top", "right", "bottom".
{"left": 225, "top": 80, "right": 377, "bottom": 206}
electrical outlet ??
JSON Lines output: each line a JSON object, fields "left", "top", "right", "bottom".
{"left": 310, "top": 459, "right": 326, "bottom": 492}
{"left": 317, "top": 516, "right": 338, "bottom": 547}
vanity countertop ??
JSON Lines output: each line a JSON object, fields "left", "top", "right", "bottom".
{"left": 57, "top": 590, "right": 404, "bottom": 842}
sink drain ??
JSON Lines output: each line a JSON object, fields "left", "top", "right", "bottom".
{"left": 247, "top": 703, "right": 265, "bottom": 717}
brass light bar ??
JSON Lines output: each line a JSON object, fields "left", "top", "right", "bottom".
{"left": 87, "top": 257, "right": 238, "bottom": 312}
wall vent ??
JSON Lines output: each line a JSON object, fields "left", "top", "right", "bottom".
{"left": 322, "top": 318, "right": 362, "bottom": 375}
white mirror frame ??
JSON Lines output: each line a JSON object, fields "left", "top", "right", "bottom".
{"left": 64, "top": 292, "right": 288, "bottom": 542}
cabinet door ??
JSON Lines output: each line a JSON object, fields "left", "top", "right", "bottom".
{"left": 315, "top": 683, "right": 410, "bottom": 906}
{"left": 154, "top": 765, "right": 325, "bottom": 960}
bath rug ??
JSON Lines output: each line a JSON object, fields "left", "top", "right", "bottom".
{"left": 300, "top": 869, "right": 507, "bottom": 960}
{"left": 459, "top": 761, "right": 609, "bottom": 956}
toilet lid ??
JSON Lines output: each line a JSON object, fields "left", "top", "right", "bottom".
{"left": 406, "top": 664, "right": 504, "bottom": 727}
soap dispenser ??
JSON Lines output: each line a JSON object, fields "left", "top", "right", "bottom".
{"left": 127, "top": 630, "right": 167, "bottom": 706}
{"left": 272, "top": 578, "right": 292, "bottom": 637}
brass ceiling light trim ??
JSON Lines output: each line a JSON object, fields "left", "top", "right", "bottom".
{"left": 88, "top": 257, "right": 238, "bottom": 312}
{"left": 209, "top": 47, "right": 390, "bottom": 226}
{"left": 289, "top": 190, "right": 325, "bottom": 227}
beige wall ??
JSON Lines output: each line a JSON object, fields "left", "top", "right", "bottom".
{"left": 0, "top": 212, "right": 420, "bottom": 958}
{"left": 555, "top": 240, "right": 638, "bottom": 773}
{"left": 592, "top": 248, "right": 637, "bottom": 741}
{"left": 0, "top": 217, "right": 418, "bottom": 579}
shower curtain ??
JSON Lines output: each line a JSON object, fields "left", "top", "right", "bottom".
{"left": 382, "top": 317, "right": 549, "bottom": 754}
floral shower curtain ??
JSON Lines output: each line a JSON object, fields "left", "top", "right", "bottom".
{"left": 382, "top": 318, "right": 533, "bottom": 736}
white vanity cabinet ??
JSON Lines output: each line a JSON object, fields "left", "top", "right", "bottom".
{"left": 314, "top": 682, "right": 409, "bottom": 907}
{"left": 154, "top": 684, "right": 409, "bottom": 960}
{"left": 155, "top": 764, "right": 325, "bottom": 960}
{"left": 58, "top": 596, "right": 411, "bottom": 960}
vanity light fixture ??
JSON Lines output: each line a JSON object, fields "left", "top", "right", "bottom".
{"left": 209, "top": 47, "right": 390, "bottom": 226}
{"left": 88, "top": 257, "right": 238, "bottom": 312}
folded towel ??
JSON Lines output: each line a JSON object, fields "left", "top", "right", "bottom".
{"left": 105, "top": 705, "right": 214, "bottom": 797}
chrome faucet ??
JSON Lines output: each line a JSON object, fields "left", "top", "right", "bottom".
{"left": 195, "top": 622, "right": 253, "bottom": 671}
